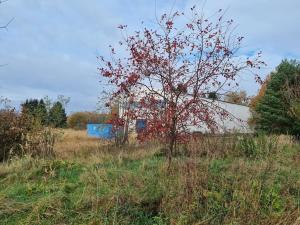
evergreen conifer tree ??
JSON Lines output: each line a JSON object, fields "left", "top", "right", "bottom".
{"left": 37, "top": 99, "right": 48, "bottom": 125}
{"left": 254, "top": 60, "right": 300, "bottom": 134}
{"left": 49, "top": 102, "right": 67, "bottom": 128}
{"left": 21, "top": 99, "right": 48, "bottom": 126}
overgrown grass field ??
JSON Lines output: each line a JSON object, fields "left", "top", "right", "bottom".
{"left": 1, "top": 130, "right": 300, "bottom": 224}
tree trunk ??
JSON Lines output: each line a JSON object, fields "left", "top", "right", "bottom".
{"left": 121, "top": 119, "right": 129, "bottom": 145}
{"left": 167, "top": 118, "right": 177, "bottom": 169}
{"left": 167, "top": 136, "right": 175, "bottom": 169}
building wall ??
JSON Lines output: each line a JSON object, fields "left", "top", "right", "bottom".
{"left": 118, "top": 99, "right": 252, "bottom": 134}
{"left": 188, "top": 101, "right": 252, "bottom": 134}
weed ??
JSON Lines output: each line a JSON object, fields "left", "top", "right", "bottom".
{"left": 238, "top": 133, "right": 279, "bottom": 159}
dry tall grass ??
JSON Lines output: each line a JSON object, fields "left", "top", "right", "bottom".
{"left": 2, "top": 129, "right": 300, "bottom": 224}
{"left": 54, "top": 129, "right": 106, "bottom": 159}
{"left": 54, "top": 129, "right": 160, "bottom": 164}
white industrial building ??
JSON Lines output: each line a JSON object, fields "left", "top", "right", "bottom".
{"left": 118, "top": 97, "right": 252, "bottom": 134}
{"left": 188, "top": 99, "right": 252, "bottom": 134}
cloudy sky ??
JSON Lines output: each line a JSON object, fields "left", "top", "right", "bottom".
{"left": 0, "top": 0, "right": 299, "bottom": 113}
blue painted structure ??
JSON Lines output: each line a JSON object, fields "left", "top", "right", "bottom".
{"left": 136, "top": 119, "right": 147, "bottom": 133}
{"left": 87, "top": 124, "right": 114, "bottom": 139}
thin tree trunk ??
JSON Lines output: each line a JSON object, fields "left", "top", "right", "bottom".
{"left": 122, "top": 119, "right": 129, "bottom": 145}
{"left": 167, "top": 136, "right": 175, "bottom": 170}
{"left": 167, "top": 119, "right": 177, "bottom": 170}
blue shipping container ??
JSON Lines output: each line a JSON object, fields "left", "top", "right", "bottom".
{"left": 87, "top": 124, "right": 114, "bottom": 139}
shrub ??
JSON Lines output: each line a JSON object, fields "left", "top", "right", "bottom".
{"left": 0, "top": 109, "right": 59, "bottom": 161}
{"left": 0, "top": 109, "right": 27, "bottom": 161}
{"left": 22, "top": 128, "right": 62, "bottom": 159}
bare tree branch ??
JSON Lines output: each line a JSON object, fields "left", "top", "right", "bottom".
{"left": 0, "top": 17, "right": 14, "bottom": 30}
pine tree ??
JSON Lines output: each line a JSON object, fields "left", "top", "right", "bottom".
{"left": 37, "top": 99, "right": 48, "bottom": 125}
{"left": 254, "top": 60, "right": 300, "bottom": 134}
{"left": 21, "top": 99, "right": 48, "bottom": 126}
{"left": 49, "top": 102, "right": 67, "bottom": 128}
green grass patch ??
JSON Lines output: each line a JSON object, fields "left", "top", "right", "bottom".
{"left": 1, "top": 143, "right": 300, "bottom": 224}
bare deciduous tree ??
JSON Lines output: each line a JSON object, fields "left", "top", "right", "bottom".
{"left": 0, "top": 96, "right": 11, "bottom": 109}
{"left": 0, "top": 0, "right": 14, "bottom": 67}
{"left": 0, "top": 0, "right": 14, "bottom": 30}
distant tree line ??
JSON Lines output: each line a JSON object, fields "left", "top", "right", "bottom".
{"left": 67, "top": 111, "right": 112, "bottom": 130}
{"left": 21, "top": 98, "right": 67, "bottom": 128}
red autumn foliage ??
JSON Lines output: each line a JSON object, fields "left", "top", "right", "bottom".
{"left": 98, "top": 7, "right": 264, "bottom": 161}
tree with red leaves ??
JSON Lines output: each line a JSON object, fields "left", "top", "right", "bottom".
{"left": 99, "top": 6, "right": 264, "bottom": 164}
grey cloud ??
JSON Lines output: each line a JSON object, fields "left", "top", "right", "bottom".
{"left": 0, "top": 0, "right": 299, "bottom": 111}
